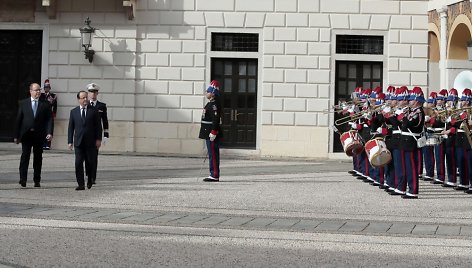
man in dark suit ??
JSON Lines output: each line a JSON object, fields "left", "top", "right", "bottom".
{"left": 68, "top": 91, "right": 102, "bottom": 190}
{"left": 14, "top": 83, "right": 54, "bottom": 188}
{"left": 86, "top": 83, "right": 109, "bottom": 185}
{"left": 39, "top": 79, "right": 57, "bottom": 149}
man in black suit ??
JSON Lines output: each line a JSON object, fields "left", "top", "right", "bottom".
{"left": 14, "top": 83, "right": 54, "bottom": 188}
{"left": 86, "top": 83, "right": 109, "bottom": 185}
{"left": 68, "top": 91, "right": 102, "bottom": 190}
{"left": 39, "top": 79, "right": 57, "bottom": 149}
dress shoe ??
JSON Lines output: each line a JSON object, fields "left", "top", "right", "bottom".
{"left": 87, "top": 183, "right": 92, "bottom": 189}
{"left": 19, "top": 180, "right": 26, "bottom": 187}
{"left": 431, "top": 180, "right": 444, "bottom": 184}
{"left": 464, "top": 189, "right": 472, "bottom": 194}
{"left": 34, "top": 182, "right": 40, "bottom": 188}
{"left": 75, "top": 186, "right": 85, "bottom": 191}
{"left": 348, "top": 170, "right": 356, "bottom": 175}
{"left": 203, "top": 176, "right": 219, "bottom": 182}
{"left": 385, "top": 188, "right": 394, "bottom": 193}
{"left": 379, "top": 185, "right": 388, "bottom": 190}
{"left": 389, "top": 191, "right": 404, "bottom": 196}
{"left": 401, "top": 194, "right": 418, "bottom": 199}
{"left": 92, "top": 178, "right": 96, "bottom": 185}
{"left": 454, "top": 186, "right": 468, "bottom": 191}
{"left": 356, "top": 176, "right": 364, "bottom": 180}
{"left": 442, "top": 183, "right": 455, "bottom": 188}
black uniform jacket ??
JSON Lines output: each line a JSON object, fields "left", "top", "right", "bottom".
{"left": 14, "top": 98, "right": 53, "bottom": 141}
{"left": 199, "top": 98, "right": 222, "bottom": 140}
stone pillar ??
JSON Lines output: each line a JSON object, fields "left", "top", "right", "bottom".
{"left": 438, "top": 6, "right": 448, "bottom": 89}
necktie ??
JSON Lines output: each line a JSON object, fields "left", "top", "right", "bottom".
{"left": 32, "top": 100, "right": 38, "bottom": 117}
{"left": 91, "top": 102, "right": 95, "bottom": 107}
{"left": 81, "top": 108, "right": 85, "bottom": 121}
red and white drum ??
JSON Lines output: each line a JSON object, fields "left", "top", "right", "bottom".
{"left": 364, "top": 138, "right": 392, "bottom": 167}
{"left": 340, "top": 130, "right": 364, "bottom": 156}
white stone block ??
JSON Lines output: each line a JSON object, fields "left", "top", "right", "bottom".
{"left": 182, "top": 68, "right": 205, "bottom": 81}
{"left": 101, "top": 93, "right": 124, "bottom": 107}
{"left": 49, "top": 52, "right": 69, "bottom": 64}
{"left": 390, "top": 15, "right": 411, "bottom": 30}
{"left": 308, "top": 43, "right": 331, "bottom": 55}
{"left": 389, "top": 44, "right": 411, "bottom": 57}
{"left": 236, "top": 0, "right": 274, "bottom": 11}
{"left": 273, "top": 83, "right": 296, "bottom": 97}
{"left": 263, "top": 98, "right": 283, "bottom": 111}
{"left": 159, "top": 11, "right": 184, "bottom": 25}
{"left": 307, "top": 99, "right": 329, "bottom": 112}
{"left": 361, "top": 0, "right": 399, "bottom": 14}
{"left": 400, "top": 30, "right": 428, "bottom": 44}
{"left": 136, "top": 11, "right": 159, "bottom": 24}
{"left": 401, "top": 1, "right": 427, "bottom": 15}
{"left": 205, "top": 12, "right": 225, "bottom": 27}
{"left": 48, "top": 66, "right": 57, "bottom": 78}
{"left": 350, "top": 14, "right": 370, "bottom": 30}
{"left": 195, "top": 26, "right": 206, "bottom": 40}
{"left": 370, "top": 15, "right": 390, "bottom": 30}
{"left": 297, "top": 56, "right": 319, "bottom": 69}
{"left": 412, "top": 15, "right": 428, "bottom": 30}
{"left": 105, "top": 13, "right": 127, "bottom": 24}
{"left": 170, "top": 26, "right": 195, "bottom": 40}
{"left": 148, "top": 0, "right": 170, "bottom": 10}
{"left": 111, "top": 108, "right": 134, "bottom": 121}
{"left": 264, "top": 28, "right": 274, "bottom": 41}
{"left": 388, "top": 58, "right": 399, "bottom": 71}
{"left": 264, "top": 69, "right": 284, "bottom": 82}
{"left": 297, "top": 28, "right": 319, "bottom": 41}
{"left": 295, "top": 112, "right": 317, "bottom": 126}
{"left": 389, "top": 72, "right": 410, "bottom": 85}
{"left": 113, "top": 80, "right": 136, "bottom": 94}
{"left": 158, "top": 67, "right": 181, "bottom": 80}
{"left": 126, "top": 39, "right": 137, "bottom": 52}
{"left": 196, "top": 0, "right": 234, "bottom": 11}
{"left": 194, "top": 55, "right": 206, "bottom": 67}
{"left": 330, "top": 14, "right": 349, "bottom": 29}
{"left": 58, "top": 66, "right": 79, "bottom": 78}
{"left": 183, "top": 41, "right": 206, "bottom": 53}
{"left": 80, "top": 66, "right": 103, "bottom": 78}
{"left": 171, "top": 0, "right": 195, "bottom": 10}
{"left": 262, "top": 111, "right": 272, "bottom": 124}
{"left": 411, "top": 45, "right": 428, "bottom": 58}
{"left": 399, "top": 58, "right": 427, "bottom": 72}
{"left": 264, "top": 42, "right": 285, "bottom": 54}
{"left": 299, "top": 0, "right": 320, "bottom": 12}
{"left": 123, "top": 95, "right": 135, "bottom": 107}
{"left": 170, "top": 54, "right": 194, "bottom": 67}
{"left": 115, "top": 27, "right": 137, "bottom": 38}
{"left": 296, "top": 84, "right": 318, "bottom": 97}
{"left": 264, "top": 55, "right": 274, "bottom": 68}
{"left": 275, "top": 28, "right": 296, "bottom": 41}
{"left": 389, "top": 30, "right": 400, "bottom": 43}
{"left": 145, "top": 80, "right": 169, "bottom": 94}
{"left": 286, "top": 42, "right": 308, "bottom": 55}
{"left": 308, "top": 70, "right": 330, "bottom": 83}
{"left": 265, "top": 14, "right": 285, "bottom": 27}
{"left": 245, "top": 13, "right": 265, "bottom": 28}
{"left": 263, "top": 84, "right": 273, "bottom": 97}
{"left": 146, "top": 26, "right": 170, "bottom": 39}
{"left": 136, "top": 95, "right": 156, "bottom": 108}
{"left": 274, "top": 56, "right": 296, "bottom": 68}
{"left": 284, "top": 98, "right": 306, "bottom": 111}
{"left": 224, "top": 13, "right": 245, "bottom": 27}
{"left": 319, "top": 56, "right": 330, "bottom": 69}
{"left": 157, "top": 95, "right": 180, "bottom": 108}
{"left": 58, "top": 38, "right": 81, "bottom": 51}
{"left": 319, "top": 28, "right": 331, "bottom": 42}
{"left": 183, "top": 12, "right": 206, "bottom": 25}
{"left": 58, "top": 12, "right": 82, "bottom": 24}
{"left": 137, "top": 67, "right": 157, "bottom": 80}
{"left": 143, "top": 108, "right": 168, "bottom": 122}
{"left": 275, "top": 0, "right": 296, "bottom": 12}
{"left": 146, "top": 54, "right": 169, "bottom": 66}
{"left": 285, "top": 70, "right": 307, "bottom": 83}
{"left": 287, "top": 14, "right": 308, "bottom": 27}
{"left": 159, "top": 40, "right": 182, "bottom": 53}
{"left": 49, "top": 25, "right": 69, "bottom": 37}
{"left": 411, "top": 72, "right": 428, "bottom": 86}
{"left": 113, "top": 53, "right": 136, "bottom": 66}
{"left": 103, "top": 67, "right": 125, "bottom": 79}
{"left": 321, "top": 0, "right": 359, "bottom": 13}
{"left": 169, "top": 81, "right": 194, "bottom": 95}
{"left": 169, "top": 109, "right": 192, "bottom": 123}
{"left": 318, "top": 84, "right": 329, "bottom": 99}
{"left": 139, "top": 40, "right": 158, "bottom": 52}
{"left": 181, "top": 96, "right": 204, "bottom": 109}
{"left": 309, "top": 14, "right": 330, "bottom": 27}
{"left": 272, "top": 112, "right": 294, "bottom": 125}
{"left": 317, "top": 113, "right": 329, "bottom": 126}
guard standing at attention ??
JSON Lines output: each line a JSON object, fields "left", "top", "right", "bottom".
{"left": 199, "top": 80, "right": 223, "bottom": 182}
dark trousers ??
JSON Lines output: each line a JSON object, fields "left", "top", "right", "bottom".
{"left": 404, "top": 149, "right": 419, "bottom": 195}
{"left": 384, "top": 155, "right": 395, "bottom": 188}
{"left": 19, "top": 132, "right": 43, "bottom": 183}
{"left": 422, "top": 145, "right": 435, "bottom": 177}
{"left": 74, "top": 145, "right": 97, "bottom": 186}
{"left": 445, "top": 144, "right": 457, "bottom": 183}
{"left": 417, "top": 149, "right": 423, "bottom": 176}
{"left": 85, "top": 148, "right": 99, "bottom": 181}
{"left": 394, "top": 149, "right": 407, "bottom": 192}
{"left": 358, "top": 151, "right": 369, "bottom": 177}
{"left": 434, "top": 142, "right": 446, "bottom": 181}
{"left": 455, "top": 147, "right": 470, "bottom": 186}
{"left": 206, "top": 138, "right": 220, "bottom": 178}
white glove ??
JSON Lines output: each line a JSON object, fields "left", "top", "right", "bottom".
{"left": 102, "top": 137, "right": 108, "bottom": 146}
{"left": 446, "top": 116, "right": 452, "bottom": 123}
{"left": 209, "top": 133, "right": 217, "bottom": 141}
{"left": 424, "top": 115, "right": 431, "bottom": 122}
{"left": 363, "top": 113, "right": 372, "bottom": 120}
{"left": 383, "top": 106, "right": 391, "bottom": 114}
{"left": 395, "top": 109, "right": 403, "bottom": 115}
{"left": 376, "top": 127, "right": 383, "bottom": 134}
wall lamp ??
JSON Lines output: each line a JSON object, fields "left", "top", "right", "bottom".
{"left": 79, "top": 17, "right": 96, "bottom": 63}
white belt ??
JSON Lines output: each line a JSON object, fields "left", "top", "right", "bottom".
{"left": 201, "top": 121, "right": 212, "bottom": 124}
{"left": 401, "top": 131, "right": 422, "bottom": 137}
{"left": 392, "top": 130, "right": 401, "bottom": 134}
{"left": 363, "top": 124, "right": 368, "bottom": 127}
{"left": 431, "top": 128, "right": 444, "bottom": 131}
{"left": 458, "top": 129, "right": 465, "bottom": 133}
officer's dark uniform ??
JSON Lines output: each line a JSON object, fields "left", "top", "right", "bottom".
{"left": 199, "top": 96, "right": 223, "bottom": 180}
{"left": 40, "top": 87, "right": 57, "bottom": 149}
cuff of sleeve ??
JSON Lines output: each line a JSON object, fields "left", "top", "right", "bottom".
{"left": 450, "top": 127, "right": 456, "bottom": 134}
{"left": 210, "top": 130, "right": 218, "bottom": 135}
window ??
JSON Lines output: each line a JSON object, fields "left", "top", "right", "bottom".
{"left": 336, "top": 35, "right": 384, "bottom": 55}
{"left": 211, "top": 33, "right": 259, "bottom": 52}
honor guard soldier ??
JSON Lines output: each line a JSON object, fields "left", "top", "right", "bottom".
{"left": 199, "top": 80, "right": 223, "bottom": 182}
{"left": 368, "top": 88, "right": 386, "bottom": 186}
{"left": 442, "top": 88, "right": 459, "bottom": 187}
{"left": 380, "top": 86, "right": 397, "bottom": 191}
{"left": 399, "top": 87, "right": 425, "bottom": 199}
{"left": 40, "top": 79, "right": 57, "bottom": 149}
{"left": 431, "top": 89, "right": 448, "bottom": 184}
{"left": 422, "top": 92, "right": 438, "bottom": 181}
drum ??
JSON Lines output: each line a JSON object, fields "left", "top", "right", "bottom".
{"left": 425, "top": 132, "right": 442, "bottom": 146}
{"left": 364, "top": 138, "right": 392, "bottom": 167}
{"left": 340, "top": 130, "right": 364, "bottom": 156}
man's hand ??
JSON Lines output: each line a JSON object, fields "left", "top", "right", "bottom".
{"left": 13, "top": 138, "right": 19, "bottom": 144}
{"left": 96, "top": 140, "right": 102, "bottom": 149}
{"left": 104, "top": 131, "right": 109, "bottom": 138}
{"left": 68, "top": 144, "right": 73, "bottom": 150}
{"left": 46, "top": 134, "right": 53, "bottom": 141}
